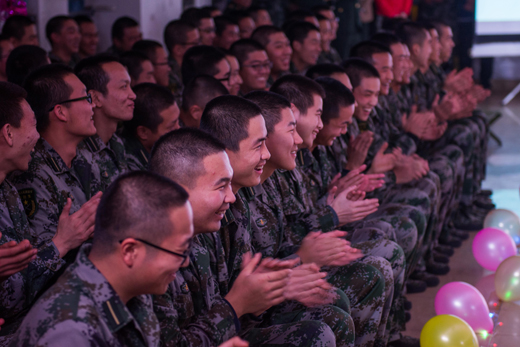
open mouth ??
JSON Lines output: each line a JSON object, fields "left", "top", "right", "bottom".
{"left": 254, "top": 163, "right": 265, "bottom": 174}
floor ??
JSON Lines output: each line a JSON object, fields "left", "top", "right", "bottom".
{"left": 404, "top": 87, "right": 520, "bottom": 346}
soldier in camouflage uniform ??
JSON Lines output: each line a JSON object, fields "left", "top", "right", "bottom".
{"left": 0, "top": 79, "right": 101, "bottom": 343}
{"left": 75, "top": 55, "right": 135, "bottom": 192}
{"left": 11, "top": 171, "right": 193, "bottom": 346}
{"left": 120, "top": 83, "right": 182, "bottom": 171}
{"left": 149, "top": 128, "right": 355, "bottom": 347}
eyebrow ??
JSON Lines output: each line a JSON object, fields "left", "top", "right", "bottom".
{"left": 288, "top": 121, "right": 297, "bottom": 127}
{"left": 215, "top": 177, "right": 231, "bottom": 186}
{"left": 255, "top": 137, "right": 267, "bottom": 145}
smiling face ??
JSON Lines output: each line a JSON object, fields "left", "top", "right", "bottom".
{"left": 293, "top": 30, "right": 322, "bottom": 68}
{"left": 198, "top": 18, "right": 216, "bottom": 46}
{"left": 353, "top": 77, "right": 380, "bottom": 121}
{"left": 54, "top": 19, "right": 81, "bottom": 54}
{"left": 318, "top": 9, "right": 338, "bottom": 40}
{"left": 62, "top": 73, "right": 97, "bottom": 137}
{"left": 296, "top": 93, "right": 323, "bottom": 148}
{"left": 226, "top": 115, "right": 270, "bottom": 191}
{"left": 240, "top": 50, "right": 270, "bottom": 93}
{"left": 318, "top": 19, "right": 333, "bottom": 52}
{"left": 142, "top": 202, "right": 194, "bottom": 294}
{"left": 265, "top": 32, "right": 292, "bottom": 74}
{"left": 316, "top": 103, "right": 355, "bottom": 146}
{"left": 238, "top": 17, "right": 256, "bottom": 39}
{"left": 390, "top": 43, "right": 407, "bottom": 84}
{"left": 216, "top": 24, "right": 240, "bottom": 50}
{"left": 142, "top": 102, "right": 180, "bottom": 152}
{"left": 225, "top": 55, "right": 243, "bottom": 95}
{"left": 97, "top": 62, "right": 136, "bottom": 121}
{"left": 438, "top": 25, "right": 454, "bottom": 63}
{"left": 132, "top": 60, "right": 156, "bottom": 86}
{"left": 9, "top": 100, "right": 40, "bottom": 172}
{"left": 265, "top": 107, "right": 303, "bottom": 171}
{"left": 79, "top": 22, "right": 99, "bottom": 57}
{"left": 116, "top": 26, "right": 142, "bottom": 52}
{"left": 371, "top": 52, "right": 393, "bottom": 95}
{"left": 185, "top": 151, "right": 235, "bottom": 233}
{"left": 412, "top": 29, "right": 432, "bottom": 71}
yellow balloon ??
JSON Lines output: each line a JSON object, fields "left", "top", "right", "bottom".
{"left": 420, "top": 315, "right": 479, "bottom": 347}
{"left": 495, "top": 255, "right": 520, "bottom": 302}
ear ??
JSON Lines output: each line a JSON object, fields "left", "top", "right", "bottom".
{"left": 120, "top": 239, "right": 140, "bottom": 268}
{"left": 136, "top": 125, "right": 152, "bottom": 142}
{"left": 52, "top": 105, "right": 69, "bottom": 123}
{"left": 50, "top": 32, "right": 60, "bottom": 45}
{"left": 90, "top": 90, "right": 103, "bottom": 108}
{"left": 1, "top": 124, "right": 14, "bottom": 147}
{"left": 412, "top": 43, "right": 421, "bottom": 57}
{"left": 189, "top": 105, "right": 203, "bottom": 121}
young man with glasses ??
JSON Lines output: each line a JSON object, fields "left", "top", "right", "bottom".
{"left": 132, "top": 40, "right": 172, "bottom": 88}
{"left": 163, "top": 20, "right": 201, "bottom": 102}
{"left": 229, "top": 39, "right": 271, "bottom": 94}
{"left": 75, "top": 55, "right": 135, "bottom": 193}
{"left": 11, "top": 171, "right": 193, "bottom": 346}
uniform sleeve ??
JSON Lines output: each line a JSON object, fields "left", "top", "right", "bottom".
{"left": 153, "top": 286, "right": 238, "bottom": 347}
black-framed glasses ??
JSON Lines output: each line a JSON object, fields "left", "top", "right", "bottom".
{"left": 48, "top": 94, "right": 92, "bottom": 112}
{"left": 119, "top": 238, "right": 193, "bottom": 265}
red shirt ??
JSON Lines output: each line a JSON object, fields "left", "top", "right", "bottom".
{"left": 375, "top": 0, "right": 413, "bottom": 18}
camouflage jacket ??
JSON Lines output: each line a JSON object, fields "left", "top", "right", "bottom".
{"left": 249, "top": 182, "right": 300, "bottom": 260}
{"left": 122, "top": 136, "right": 149, "bottom": 171}
{"left": 10, "top": 244, "right": 160, "bottom": 347}
{"left": 78, "top": 133, "right": 130, "bottom": 193}
{"left": 317, "top": 47, "right": 342, "bottom": 65}
{"left": 218, "top": 189, "right": 255, "bottom": 287}
{"left": 10, "top": 138, "right": 92, "bottom": 244}
{"left": 410, "top": 69, "right": 437, "bottom": 111}
{"left": 153, "top": 233, "right": 239, "bottom": 347}
{"left": 0, "top": 179, "right": 66, "bottom": 341}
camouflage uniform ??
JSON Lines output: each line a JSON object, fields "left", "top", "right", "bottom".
{"left": 219, "top": 190, "right": 357, "bottom": 346}
{"left": 10, "top": 139, "right": 94, "bottom": 243}
{"left": 317, "top": 47, "right": 343, "bottom": 65}
{"left": 121, "top": 135, "right": 149, "bottom": 171}
{"left": 10, "top": 244, "right": 161, "bottom": 346}
{"left": 266, "top": 168, "right": 407, "bottom": 345}
{"left": 78, "top": 133, "right": 130, "bottom": 194}
{"left": 0, "top": 179, "right": 66, "bottom": 343}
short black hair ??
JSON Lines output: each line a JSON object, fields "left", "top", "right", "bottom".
{"left": 395, "top": 21, "right": 428, "bottom": 49}
{"left": 75, "top": 54, "right": 120, "bottom": 96}
{"left": 306, "top": 63, "right": 346, "bottom": 79}
{"left": 341, "top": 58, "right": 380, "bottom": 89}
{"left": 244, "top": 91, "right": 291, "bottom": 134}
{"left": 74, "top": 15, "right": 94, "bottom": 26}
{"left": 112, "top": 16, "right": 139, "bottom": 40}
{"left": 371, "top": 32, "right": 402, "bottom": 49}
{"left": 349, "top": 40, "right": 392, "bottom": 63}
{"left": 6, "top": 45, "right": 49, "bottom": 87}
{"left": 200, "top": 5, "right": 220, "bottom": 17}
{"left": 251, "top": 25, "right": 284, "bottom": 47}
{"left": 200, "top": 95, "right": 262, "bottom": 152}
{"left": 120, "top": 50, "right": 152, "bottom": 83}
{"left": 311, "top": 4, "right": 333, "bottom": 14}
{"left": 181, "top": 45, "right": 227, "bottom": 85}
{"left": 286, "top": 9, "right": 316, "bottom": 23}
{"left": 227, "top": 9, "right": 253, "bottom": 23}
{"left": 284, "top": 21, "right": 320, "bottom": 45}
{"left": 123, "top": 83, "right": 175, "bottom": 138}
{"left": 92, "top": 171, "right": 189, "bottom": 252}
{"left": 215, "top": 15, "right": 238, "bottom": 37}
{"left": 315, "top": 77, "right": 355, "bottom": 125}
{"left": 164, "top": 20, "right": 198, "bottom": 54}
{"left": 149, "top": 127, "right": 227, "bottom": 188}
{"left": 132, "top": 40, "right": 163, "bottom": 62}
{"left": 270, "top": 74, "right": 325, "bottom": 116}
{"left": 1, "top": 15, "right": 35, "bottom": 41}
{"left": 45, "top": 15, "right": 74, "bottom": 45}
{"left": 23, "top": 64, "right": 74, "bottom": 132}
{"left": 229, "top": 38, "right": 265, "bottom": 65}
{"left": 248, "top": 5, "right": 269, "bottom": 21}
{"left": 182, "top": 75, "right": 229, "bottom": 112}
{"left": 0, "top": 82, "right": 28, "bottom": 129}
{"left": 181, "top": 7, "right": 211, "bottom": 27}
{"left": 430, "top": 20, "right": 450, "bottom": 38}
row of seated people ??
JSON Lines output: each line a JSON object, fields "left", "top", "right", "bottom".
{"left": 0, "top": 10, "right": 491, "bottom": 347}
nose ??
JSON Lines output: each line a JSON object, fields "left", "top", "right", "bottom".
{"left": 129, "top": 88, "right": 136, "bottom": 100}
{"left": 225, "top": 187, "right": 236, "bottom": 204}
{"left": 317, "top": 116, "right": 324, "bottom": 130}
{"left": 261, "top": 142, "right": 271, "bottom": 160}
{"left": 294, "top": 129, "right": 303, "bottom": 145}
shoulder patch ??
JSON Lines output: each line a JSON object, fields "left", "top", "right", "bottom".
{"left": 180, "top": 282, "right": 189, "bottom": 294}
{"left": 255, "top": 218, "right": 267, "bottom": 228}
{"left": 18, "top": 188, "right": 37, "bottom": 218}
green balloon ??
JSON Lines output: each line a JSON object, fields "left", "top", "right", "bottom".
{"left": 495, "top": 255, "right": 520, "bottom": 302}
{"left": 484, "top": 209, "right": 520, "bottom": 245}
{"left": 420, "top": 315, "right": 479, "bottom": 347}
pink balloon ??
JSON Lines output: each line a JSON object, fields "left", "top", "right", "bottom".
{"left": 472, "top": 227, "right": 517, "bottom": 271}
{"left": 435, "top": 282, "right": 494, "bottom": 333}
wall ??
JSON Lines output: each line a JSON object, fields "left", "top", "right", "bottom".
{"left": 26, "top": 0, "right": 69, "bottom": 52}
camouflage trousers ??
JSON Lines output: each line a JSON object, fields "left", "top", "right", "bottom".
{"left": 346, "top": 229, "right": 407, "bottom": 344}
{"left": 248, "top": 295, "right": 355, "bottom": 347}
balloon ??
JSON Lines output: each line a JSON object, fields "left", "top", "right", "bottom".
{"left": 435, "top": 282, "right": 494, "bottom": 333}
{"left": 420, "top": 315, "right": 479, "bottom": 347}
{"left": 484, "top": 209, "right": 520, "bottom": 245}
{"left": 472, "top": 228, "right": 517, "bottom": 271}
{"left": 495, "top": 255, "right": 520, "bottom": 302}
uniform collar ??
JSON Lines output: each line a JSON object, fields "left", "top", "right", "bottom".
{"left": 36, "top": 138, "right": 78, "bottom": 174}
